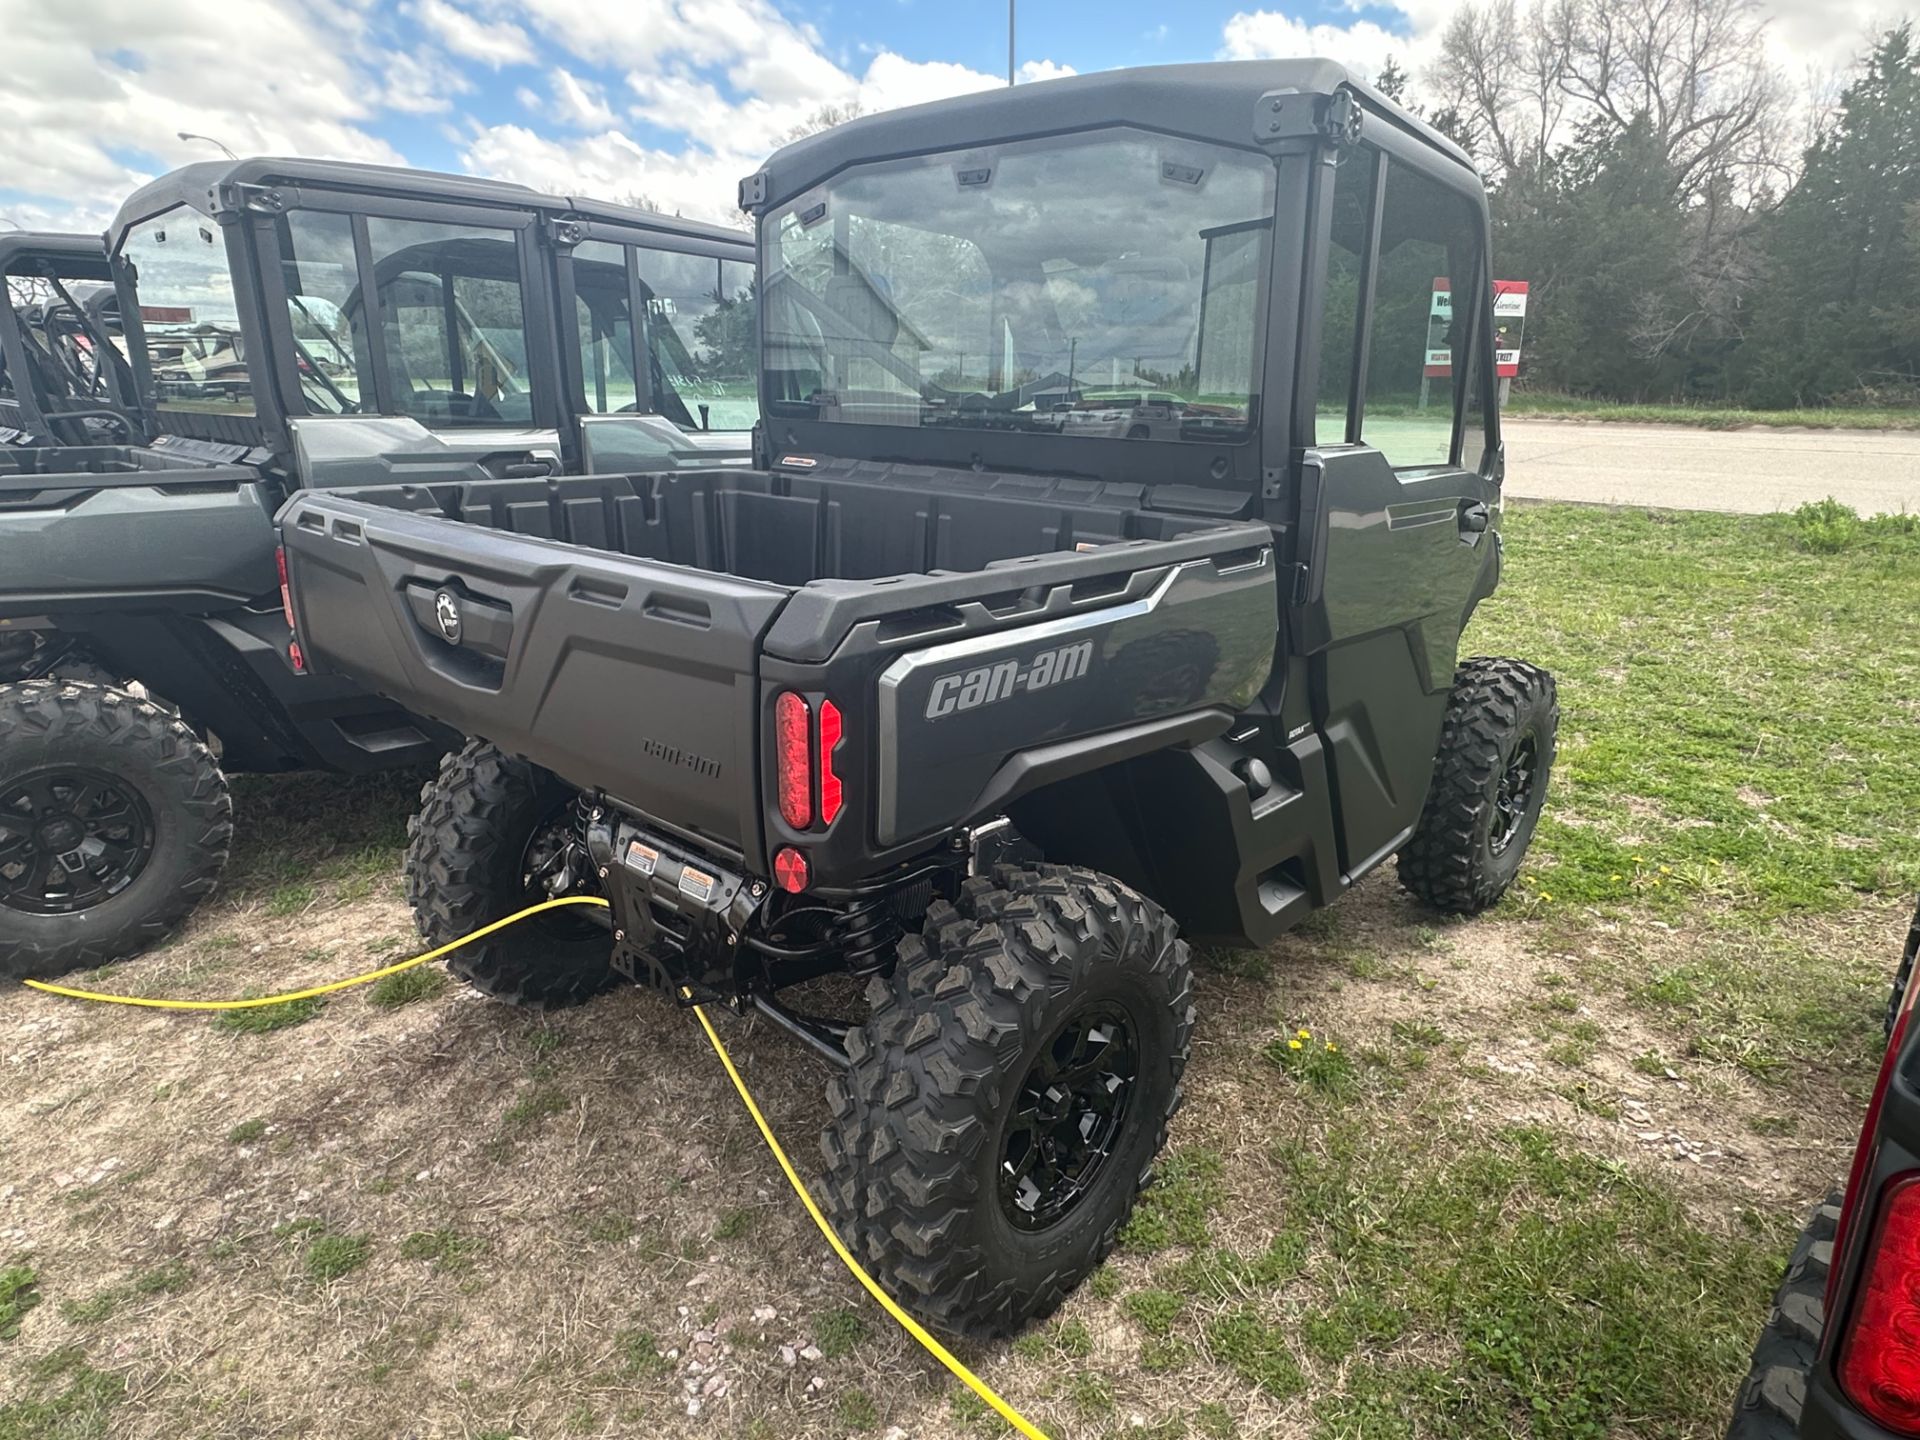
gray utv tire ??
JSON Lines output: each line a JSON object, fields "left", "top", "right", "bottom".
{"left": 819, "top": 864, "right": 1193, "bottom": 1338}
{"left": 1399, "top": 657, "right": 1558, "bottom": 914}
{"left": 0, "top": 680, "right": 231, "bottom": 981}
{"left": 404, "top": 739, "right": 614, "bottom": 1009}
{"left": 1725, "top": 1193, "right": 1839, "bottom": 1440}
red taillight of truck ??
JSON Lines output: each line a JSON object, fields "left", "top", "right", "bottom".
{"left": 1838, "top": 1173, "right": 1920, "bottom": 1433}
{"left": 774, "top": 691, "right": 813, "bottom": 830}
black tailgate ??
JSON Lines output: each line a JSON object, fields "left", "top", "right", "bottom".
{"left": 278, "top": 493, "right": 787, "bottom": 855}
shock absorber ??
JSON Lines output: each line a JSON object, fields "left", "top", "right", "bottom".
{"left": 840, "top": 891, "right": 902, "bottom": 976}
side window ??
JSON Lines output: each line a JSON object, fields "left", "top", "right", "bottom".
{"left": 365, "top": 218, "right": 533, "bottom": 426}
{"left": 275, "top": 211, "right": 369, "bottom": 415}
{"left": 572, "top": 240, "right": 639, "bottom": 414}
{"left": 1316, "top": 147, "right": 1376, "bottom": 443}
{"left": 1361, "top": 161, "right": 1483, "bottom": 469}
{"left": 121, "top": 206, "right": 253, "bottom": 416}
{"left": 633, "top": 248, "right": 761, "bottom": 431}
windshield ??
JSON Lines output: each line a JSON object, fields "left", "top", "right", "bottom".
{"left": 763, "top": 128, "right": 1273, "bottom": 442}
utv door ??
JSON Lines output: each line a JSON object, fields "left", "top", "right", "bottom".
{"left": 1293, "top": 137, "right": 1501, "bottom": 879}
{"left": 251, "top": 199, "right": 568, "bottom": 490}
{"left": 552, "top": 228, "right": 758, "bottom": 472}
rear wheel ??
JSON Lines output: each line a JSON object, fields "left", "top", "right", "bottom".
{"left": 1727, "top": 1193, "right": 1838, "bottom": 1439}
{"left": 819, "top": 864, "right": 1193, "bottom": 1337}
{"left": 0, "top": 680, "right": 231, "bottom": 981}
{"left": 1399, "top": 657, "right": 1558, "bottom": 914}
{"left": 404, "top": 740, "right": 613, "bottom": 1008}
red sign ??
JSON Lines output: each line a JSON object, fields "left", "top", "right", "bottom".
{"left": 1423, "top": 279, "right": 1529, "bottom": 379}
{"left": 140, "top": 305, "right": 193, "bottom": 324}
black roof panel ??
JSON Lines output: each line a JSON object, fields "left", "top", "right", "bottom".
{"left": 751, "top": 59, "right": 1474, "bottom": 209}
{"left": 0, "top": 231, "right": 110, "bottom": 281}
{"left": 108, "top": 157, "right": 750, "bottom": 254}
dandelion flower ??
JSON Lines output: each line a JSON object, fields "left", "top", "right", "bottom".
{"left": 1296, "top": 1027, "right": 1312, "bottom": 1039}
{"left": 1540, "top": 891, "right": 1553, "bottom": 901}
{"left": 1325, "top": 1042, "right": 1338, "bottom": 1053}
{"left": 1652, "top": 878, "right": 1662, "bottom": 888}
{"left": 1659, "top": 864, "right": 1673, "bottom": 876}
{"left": 1610, "top": 873, "right": 1622, "bottom": 882}
{"left": 1288, "top": 1039, "right": 1303, "bottom": 1051}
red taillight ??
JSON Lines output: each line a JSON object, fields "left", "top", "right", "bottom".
{"left": 1839, "top": 1173, "right": 1920, "bottom": 1432}
{"left": 773, "top": 846, "right": 809, "bottom": 893}
{"left": 774, "top": 691, "right": 812, "bottom": 829}
{"left": 276, "top": 545, "right": 296, "bottom": 628}
{"left": 287, "top": 639, "right": 306, "bottom": 674}
{"left": 818, "top": 698, "right": 844, "bottom": 826}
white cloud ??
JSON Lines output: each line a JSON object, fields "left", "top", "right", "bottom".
{"left": 413, "top": 0, "right": 536, "bottom": 68}
{"left": 550, "top": 68, "right": 620, "bottom": 129}
{"left": 382, "top": 51, "right": 473, "bottom": 114}
{"left": 0, "top": 0, "right": 405, "bottom": 207}
{"left": 1017, "top": 58, "right": 1078, "bottom": 83}
{"left": 1220, "top": 10, "right": 1414, "bottom": 82}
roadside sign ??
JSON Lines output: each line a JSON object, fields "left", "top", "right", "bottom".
{"left": 1422, "top": 279, "right": 1528, "bottom": 379}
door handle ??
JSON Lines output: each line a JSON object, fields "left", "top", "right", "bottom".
{"left": 1459, "top": 500, "right": 1491, "bottom": 535}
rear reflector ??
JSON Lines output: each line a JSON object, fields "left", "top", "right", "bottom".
{"left": 773, "top": 846, "right": 809, "bottom": 894}
{"left": 774, "top": 691, "right": 812, "bottom": 829}
{"left": 276, "top": 545, "right": 295, "bottom": 628}
{"left": 818, "top": 699, "right": 844, "bottom": 825}
{"left": 1839, "top": 1173, "right": 1920, "bottom": 1434}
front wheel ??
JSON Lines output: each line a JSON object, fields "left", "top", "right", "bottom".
{"left": 0, "top": 680, "right": 231, "bottom": 981}
{"left": 404, "top": 740, "right": 614, "bottom": 1009}
{"left": 1399, "top": 656, "right": 1559, "bottom": 914}
{"left": 819, "top": 864, "right": 1193, "bottom": 1338}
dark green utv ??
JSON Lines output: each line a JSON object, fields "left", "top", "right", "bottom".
{"left": 279, "top": 60, "right": 1560, "bottom": 1337}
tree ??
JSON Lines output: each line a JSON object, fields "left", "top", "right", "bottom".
{"left": 1739, "top": 26, "right": 1920, "bottom": 405}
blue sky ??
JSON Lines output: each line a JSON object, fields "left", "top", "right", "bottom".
{"left": 0, "top": 0, "right": 1876, "bottom": 231}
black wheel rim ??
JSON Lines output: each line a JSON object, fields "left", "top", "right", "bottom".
{"left": 999, "top": 1001, "right": 1139, "bottom": 1232}
{"left": 1490, "top": 735, "right": 1539, "bottom": 856}
{"left": 0, "top": 767, "right": 156, "bottom": 916}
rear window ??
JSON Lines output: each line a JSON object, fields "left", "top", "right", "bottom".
{"left": 121, "top": 205, "right": 254, "bottom": 416}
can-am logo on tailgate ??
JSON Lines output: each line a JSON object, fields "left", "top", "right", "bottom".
{"left": 925, "top": 641, "right": 1093, "bottom": 719}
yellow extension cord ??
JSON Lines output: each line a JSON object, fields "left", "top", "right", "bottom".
{"left": 23, "top": 894, "right": 1054, "bottom": 1440}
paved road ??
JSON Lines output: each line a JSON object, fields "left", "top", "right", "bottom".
{"left": 1501, "top": 419, "right": 1920, "bottom": 515}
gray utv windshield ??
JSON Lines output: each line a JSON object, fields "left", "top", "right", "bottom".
{"left": 763, "top": 127, "right": 1274, "bottom": 443}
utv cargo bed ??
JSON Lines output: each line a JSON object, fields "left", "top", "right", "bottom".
{"left": 0, "top": 445, "right": 276, "bottom": 618}
{"left": 279, "top": 460, "right": 1279, "bottom": 879}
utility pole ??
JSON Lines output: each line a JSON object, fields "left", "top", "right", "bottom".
{"left": 1008, "top": 0, "right": 1015, "bottom": 85}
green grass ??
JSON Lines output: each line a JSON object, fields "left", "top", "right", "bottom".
{"left": 1272, "top": 1117, "right": 1783, "bottom": 1438}
{"left": 0, "top": 1346, "right": 123, "bottom": 1439}
{"left": 0, "top": 1267, "right": 40, "bottom": 1340}
{"left": 212, "top": 994, "right": 327, "bottom": 1034}
{"left": 1470, "top": 503, "right": 1920, "bottom": 1077}
{"left": 397, "top": 1229, "right": 484, "bottom": 1273}
{"left": 366, "top": 966, "right": 447, "bottom": 1009}
{"left": 811, "top": 1306, "right": 869, "bottom": 1360}
{"left": 1476, "top": 504, "right": 1920, "bottom": 915}
{"left": 1505, "top": 392, "right": 1920, "bottom": 430}
{"left": 227, "top": 1118, "right": 268, "bottom": 1144}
